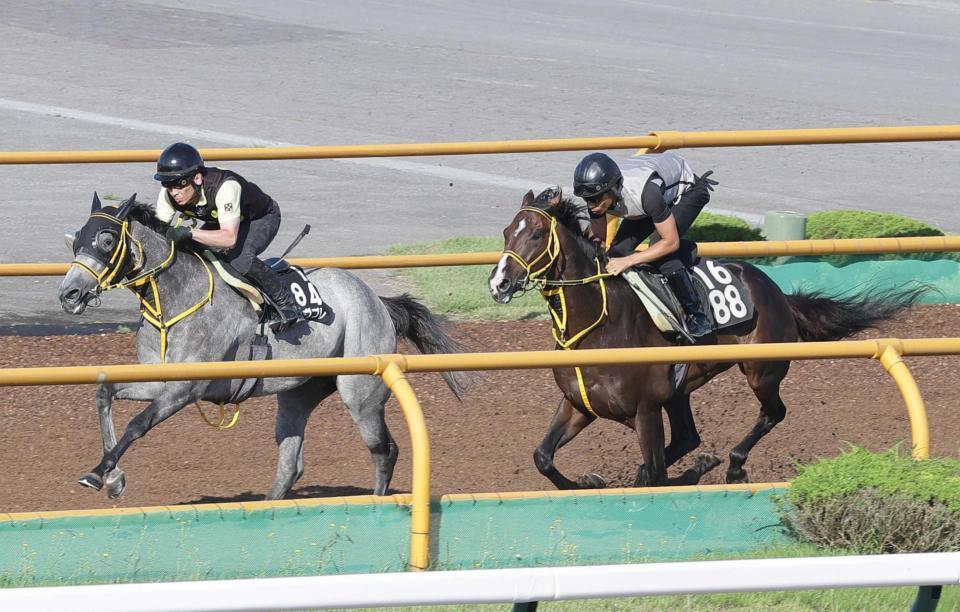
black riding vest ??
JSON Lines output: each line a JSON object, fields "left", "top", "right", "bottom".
{"left": 179, "top": 168, "right": 274, "bottom": 227}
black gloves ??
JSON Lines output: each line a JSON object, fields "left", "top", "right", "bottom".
{"left": 165, "top": 225, "right": 192, "bottom": 244}
{"left": 693, "top": 170, "right": 719, "bottom": 191}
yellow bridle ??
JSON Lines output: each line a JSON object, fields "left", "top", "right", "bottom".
{"left": 502, "top": 207, "right": 561, "bottom": 283}
{"left": 501, "top": 206, "right": 614, "bottom": 417}
{"left": 71, "top": 213, "right": 213, "bottom": 363}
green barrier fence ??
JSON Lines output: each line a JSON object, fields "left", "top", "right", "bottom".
{"left": 758, "top": 256, "right": 960, "bottom": 304}
{"left": 0, "top": 486, "right": 789, "bottom": 587}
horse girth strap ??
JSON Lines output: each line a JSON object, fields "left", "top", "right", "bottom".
{"left": 137, "top": 251, "right": 215, "bottom": 363}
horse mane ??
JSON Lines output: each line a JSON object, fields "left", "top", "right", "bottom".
{"left": 527, "top": 195, "right": 607, "bottom": 265}
{"left": 126, "top": 200, "right": 170, "bottom": 235}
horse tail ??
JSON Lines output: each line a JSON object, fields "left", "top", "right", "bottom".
{"left": 380, "top": 294, "right": 475, "bottom": 400}
{"left": 786, "top": 284, "right": 927, "bottom": 342}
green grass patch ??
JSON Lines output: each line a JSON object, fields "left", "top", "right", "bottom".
{"left": 787, "top": 446, "right": 960, "bottom": 512}
{"left": 806, "top": 210, "right": 944, "bottom": 240}
{"left": 686, "top": 211, "right": 764, "bottom": 242}
{"left": 779, "top": 446, "right": 960, "bottom": 553}
{"left": 386, "top": 236, "right": 546, "bottom": 320}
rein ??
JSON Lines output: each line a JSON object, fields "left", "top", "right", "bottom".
{"left": 504, "top": 206, "right": 615, "bottom": 417}
{"left": 73, "top": 213, "right": 213, "bottom": 362}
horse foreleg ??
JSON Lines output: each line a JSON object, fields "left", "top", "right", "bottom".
{"left": 534, "top": 398, "right": 598, "bottom": 490}
{"left": 94, "top": 384, "right": 126, "bottom": 498}
{"left": 727, "top": 361, "right": 789, "bottom": 483}
{"left": 79, "top": 385, "right": 193, "bottom": 492}
{"left": 268, "top": 378, "right": 335, "bottom": 500}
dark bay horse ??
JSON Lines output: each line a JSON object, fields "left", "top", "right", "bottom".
{"left": 59, "top": 194, "right": 472, "bottom": 500}
{"left": 489, "top": 189, "right": 921, "bottom": 489}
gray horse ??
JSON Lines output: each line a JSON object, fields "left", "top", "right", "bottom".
{"left": 58, "top": 193, "right": 471, "bottom": 500}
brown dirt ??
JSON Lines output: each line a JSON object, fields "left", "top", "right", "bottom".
{"left": 1, "top": 306, "right": 959, "bottom": 514}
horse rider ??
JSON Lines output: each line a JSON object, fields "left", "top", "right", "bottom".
{"left": 152, "top": 142, "right": 301, "bottom": 332}
{"left": 571, "top": 151, "right": 718, "bottom": 339}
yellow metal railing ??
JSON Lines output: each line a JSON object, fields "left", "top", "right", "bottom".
{"left": 1, "top": 125, "right": 959, "bottom": 165}
{"left": 4, "top": 235, "right": 960, "bottom": 277}
{"left": 0, "top": 337, "right": 956, "bottom": 567}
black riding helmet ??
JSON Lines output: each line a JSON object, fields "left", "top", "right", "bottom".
{"left": 154, "top": 142, "right": 204, "bottom": 182}
{"left": 573, "top": 152, "right": 623, "bottom": 198}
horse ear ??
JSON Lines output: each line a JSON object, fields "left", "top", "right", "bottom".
{"left": 90, "top": 192, "right": 102, "bottom": 213}
{"left": 116, "top": 193, "right": 137, "bottom": 219}
{"left": 64, "top": 231, "right": 77, "bottom": 252}
{"left": 522, "top": 190, "right": 535, "bottom": 207}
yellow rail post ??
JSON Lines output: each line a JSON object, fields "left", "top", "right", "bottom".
{"left": 875, "top": 341, "right": 930, "bottom": 459}
{"left": 379, "top": 359, "right": 431, "bottom": 571}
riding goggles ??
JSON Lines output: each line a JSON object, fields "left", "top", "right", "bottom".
{"left": 573, "top": 182, "right": 611, "bottom": 198}
{"left": 160, "top": 176, "right": 193, "bottom": 189}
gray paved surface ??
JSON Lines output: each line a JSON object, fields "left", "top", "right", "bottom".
{"left": 1, "top": 0, "right": 959, "bottom": 326}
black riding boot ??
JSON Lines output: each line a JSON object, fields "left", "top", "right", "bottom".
{"left": 667, "top": 269, "right": 713, "bottom": 339}
{"left": 246, "top": 258, "right": 301, "bottom": 332}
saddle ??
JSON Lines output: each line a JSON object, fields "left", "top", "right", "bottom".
{"left": 202, "top": 251, "right": 332, "bottom": 328}
{"left": 622, "top": 258, "right": 755, "bottom": 342}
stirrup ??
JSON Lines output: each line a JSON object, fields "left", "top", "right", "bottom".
{"left": 685, "top": 313, "right": 713, "bottom": 338}
{"left": 269, "top": 315, "right": 299, "bottom": 333}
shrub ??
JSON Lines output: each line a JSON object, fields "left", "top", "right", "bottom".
{"left": 779, "top": 446, "right": 960, "bottom": 554}
{"left": 686, "top": 211, "right": 764, "bottom": 243}
{"left": 806, "top": 210, "right": 944, "bottom": 240}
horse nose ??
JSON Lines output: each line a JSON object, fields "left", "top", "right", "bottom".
{"left": 61, "top": 288, "right": 80, "bottom": 303}
{"left": 497, "top": 278, "right": 511, "bottom": 292}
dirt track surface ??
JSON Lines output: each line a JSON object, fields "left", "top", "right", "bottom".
{"left": 1, "top": 306, "right": 959, "bottom": 514}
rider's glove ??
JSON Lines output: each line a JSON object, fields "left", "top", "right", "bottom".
{"left": 693, "top": 170, "right": 719, "bottom": 191}
{"left": 165, "top": 225, "right": 192, "bottom": 244}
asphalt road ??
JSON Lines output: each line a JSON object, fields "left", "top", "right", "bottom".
{"left": 1, "top": 0, "right": 959, "bottom": 327}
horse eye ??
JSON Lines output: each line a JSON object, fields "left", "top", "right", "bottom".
{"left": 531, "top": 229, "right": 544, "bottom": 240}
{"left": 95, "top": 231, "right": 117, "bottom": 253}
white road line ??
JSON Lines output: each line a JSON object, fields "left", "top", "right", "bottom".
{"left": 0, "top": 97, "right": 761, "bottom": 224}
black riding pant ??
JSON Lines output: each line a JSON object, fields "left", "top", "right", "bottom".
{"left": 221, "top": 200, "right": 281, "bottom": 275}
{"left": 607, "top": 177, "right": 712, "bottom": 275}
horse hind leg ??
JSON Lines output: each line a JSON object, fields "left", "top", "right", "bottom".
{"left": 338, "top": 374, "right": 397, "bottom": 497}
{"left": 268, "top": 377, "right": 335, "bottom": 500}
{"left": 343, "top": 376, "right": 397, "bottom": 496}
{"left": 534, "top": 398, "right": 600, "bottom": 489}
{"left": 726, "top": 360, "right": 789, "bottom": 483}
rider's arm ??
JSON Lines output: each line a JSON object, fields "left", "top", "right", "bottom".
{"left": 605, "top": 180, "right": 680, "bottom": 275}
{"left": 155, "top": 190, "right": 176, "bottom": 224}
{"left": 186, "top": 180, "right": 242, "bottom": 249}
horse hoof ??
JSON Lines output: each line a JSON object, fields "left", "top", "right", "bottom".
{"left": 577, "top": 473, "right": 607, "bottom": 489}
{"left": 726, "top": 468, "right": 750, "bottom": 484}
{"left": 105, "top": 470, "right": 126, "bottom": 499}
{"left": 78, "top": 472, "right": 104, "bottom": 491}
{"left": 694, "top": 453, "right": 722, "bottom": 475}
